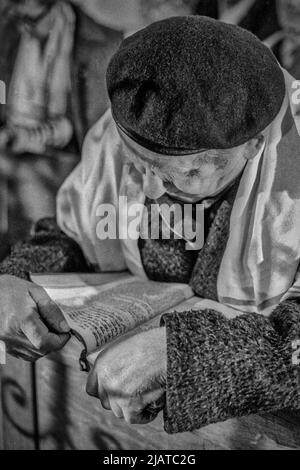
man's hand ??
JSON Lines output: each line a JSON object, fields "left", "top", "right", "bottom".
{"left": 0, "top": 275, "right": 70, "bottom": 361}
{"left": 86, "top": 328, "right": 167, "bottom": 425}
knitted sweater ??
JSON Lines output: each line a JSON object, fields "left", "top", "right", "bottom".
{"left": 0, "top": 217, "right": 90, "bottom": 279}
{"left": 0, "top": 204, "right": 300, "bottom": 434}
{"left": 161, "top": 302, "right": 300, "bottom": 433}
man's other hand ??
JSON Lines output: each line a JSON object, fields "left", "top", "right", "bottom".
{"left": 0, "top": 275, "right": 70, "bottom": 361}
{"left": 86, "top": 328, "right": 167, "bottom": 425}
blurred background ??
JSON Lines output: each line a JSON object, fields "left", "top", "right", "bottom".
{"left": 0, "top": 0, "right": 299, "bottom": 259}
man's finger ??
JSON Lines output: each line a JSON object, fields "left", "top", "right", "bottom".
{"left": 42, "top": 331, "right": 70, "bottom": 353}
{"left": 86, "top": 367, "right": 99, "bottom": 398}
{"left": 86, "top": 362, "right": 117, "bottom": 411}
{"left": 99, "top": 391, "right": 112, "bottom": 411}
{"left": 37, "top": 299, "right": 70, "bottom": 334}
{"left": 6, "top": 337, "right": 42, "bottom": 355}
{"left": 86, "top": 368, "right": 111, "bottom": 411}
{"left": 21, "top": 309, "right": 70, "bottom": 353}
{"left": 8, "top": 349, "right": 40, "bottom": 362}
{"left": 29, "top": 285, "right": 70, "bottom": 334}
{"left": 5, "top": 338, "right": 43, "bottom": 362}
{"left": 21, "top": 310, "right": 49, "bottom": 350}
{"left": 109, "top": 399, "right": 124, "bottom": 419}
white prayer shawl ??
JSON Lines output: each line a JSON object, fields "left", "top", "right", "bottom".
{"left": 57, "top": 69, "right": 300, "bottom": 315}
{"left": 57, "top": 108, "right": 147, "bottom": 277}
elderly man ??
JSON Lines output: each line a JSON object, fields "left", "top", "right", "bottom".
{"left": 0, "top": 16, "right": 300, "bottom": 433}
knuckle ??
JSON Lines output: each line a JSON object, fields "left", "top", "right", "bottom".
{"left": 86, "top": 382, "right": 97, "bottom": 398}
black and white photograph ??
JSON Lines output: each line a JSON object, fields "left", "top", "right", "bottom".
{"left": 0, "top": 0, "right": 300, "bottom": 454}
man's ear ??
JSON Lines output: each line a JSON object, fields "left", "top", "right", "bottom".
{"left": 244, "top": 134, "right": 265, "bottom": 161}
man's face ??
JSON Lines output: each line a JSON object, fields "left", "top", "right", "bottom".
{"left": 123, "top": 139, "right": 260, "bottom": 202}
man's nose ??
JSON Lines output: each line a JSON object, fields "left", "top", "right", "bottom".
{"left": 142, "top": 167, "right": 165, "bottom": 200}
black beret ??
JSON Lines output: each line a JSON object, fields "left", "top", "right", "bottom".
{"left": 107, "top": 16, "right": 285, "bottom": 154}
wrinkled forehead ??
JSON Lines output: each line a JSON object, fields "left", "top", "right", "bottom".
{"left": 118, "top": 126, "right": 212, "bottom": 170}
{"left": 117, "top": 125, "right": 240, "bottom": 173}
{"left": 127, "top": 148, "right": 201, "bottom": 171}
